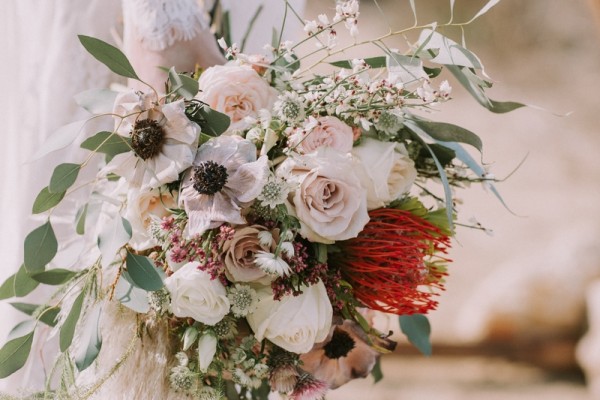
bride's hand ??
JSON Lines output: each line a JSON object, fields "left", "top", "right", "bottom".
{"left": 125, "top": 27, "right": 226, "bottom": 91}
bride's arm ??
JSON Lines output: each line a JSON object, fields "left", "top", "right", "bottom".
{"left": 122, "top": 0, "right": 225, "bottom": 90}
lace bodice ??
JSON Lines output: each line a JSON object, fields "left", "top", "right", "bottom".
{"left": 122, "top": 0, "right": 214, "bottom": 51}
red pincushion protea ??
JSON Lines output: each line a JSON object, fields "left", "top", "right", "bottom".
{"left": 331, "top": 208, "right": 451, "bottom": 315}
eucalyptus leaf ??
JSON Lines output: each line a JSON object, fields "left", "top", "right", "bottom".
{"left": 114, "top": 273, "right": 150, "bottom": 313}
{"left": 24, "top": 221, "right": 57, "bottom": 274}
{"left": 75, "top": 204, "right": 88, "bottom": 235}
{"left": 330, "top": 56, "right": 386, "bottom": 69}
{"left": 168, "top": 68, "right": 199, "bottom": 100}
{"left": 59, "top": 291, "right": 85, "bottom": 352}
{"left": 371, "top": 357, "right": 384, "bottom": 383}
{"left": 193, "top": 104, "right": 231, "bottom": 136}
{"left": 80, "top": 131, "right": 131, "bottom": 157}
{"left": 74, "top": 89, "right": 118, "bottom": 114}
{"left": 413, "top": 120, "right": 482, "bottom": 152}
{"left": 78, "top": 35, "right": 139, "bottom": 80}
{"left": 399, "top": 314, "right": 432, "bottom": 356}
{"left": 98, "top": 217, "right": 131, "bottom": 269}
{"left": 0, "top": 330, "right": 34, "bottom": 378}
{"left": 31, "top": 269, "right": 77, "bottom": 285}
{"left": 125, "top": 252, "right": 164, "bottom": 292}
{"left": 417, "top": 29, "right": 483, "bottom": 69}
{"left": 32, "top": 187, "right": 66, "bottom": 214}
{"left": 49, "top": 163, "right": 81, "bottom": 193}
{"left": 31, "top": 120, "right": 86, "bottom": 161}
{"left": 387, "top": 53, "right": 429, "bottom": 85}
{"left": 0, "top": 274, "right": 16, "bottom": 300}
{"left": 10, "top": 303, "right": 60, "bottom": 327}
{"left": 467, "top": 0, "right": 501, "bottom": 24}
{"left": 74, "top": 304, "right": 102, "bottom": 371}
{"left": 7, "top": 320, "right": 36, "bottom": 342}
{"left": 14, "top": 265, "right": 40, "bottom": 297}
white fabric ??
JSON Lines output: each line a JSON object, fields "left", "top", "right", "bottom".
{"left": 123, "top": 0, "right": 210, "bottom": 51}
{"left": 1, "top": 0, "right": 305, "bottom": 394}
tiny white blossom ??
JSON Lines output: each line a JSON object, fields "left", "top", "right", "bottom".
{"left": 257, "top": 175, "right": 291, "bottom": 209}
{"left": 280, "top": 242, "right": 295, "bottom": 257}
{"left": 318, "top": 14, "right": 330, "bottom": 25}
{"left": 439, "top": 80, "right": 452, "bottom": 99}
{"left": 255, "top": 251, "right": 291, "bottom": 277}
{"left": 217, "top": 37, "right": 228, "bottom": 50}
{"left": 303, "top": 20, "right": 318, "bottom": 35}
{"left": 257, "top": 231, "right": 274, "bottom": 247}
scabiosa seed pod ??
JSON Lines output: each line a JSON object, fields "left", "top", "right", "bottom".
{"left": 330, "top": 208, "right": 451, "bottom": 315}
{"left": 268, "top": 347, "right": 300, "bottom": 393}
{"left": 290, "top": 373, "right": 329, "bottom": 400}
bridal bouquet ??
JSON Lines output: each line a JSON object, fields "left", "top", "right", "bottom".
{"left": 0, "top": 1, "right": 523, "bottom": 399}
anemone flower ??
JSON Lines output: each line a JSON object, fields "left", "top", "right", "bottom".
{"left": 330, "top": 208, "right": 451, "bottom": 315}
{"left": 299, "top": 320, "right": 396, "bottom": 390}
{"left": 179, "top": 135, "right": 268, "bottom": 236}
{"left": 104, "top": 91, "right": 199, "bottom": 190}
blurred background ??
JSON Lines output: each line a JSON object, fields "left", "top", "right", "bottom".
{"left": 1, "top": 0, "right": 599, "bottom": 398}
{"left": 302, "top": 0, "right": 600, "bottom": 399}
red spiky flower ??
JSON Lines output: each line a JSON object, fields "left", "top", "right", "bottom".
{"left": 330, "top": 208, "right": 451, "bottom": 315}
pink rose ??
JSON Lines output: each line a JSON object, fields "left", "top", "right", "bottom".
{"left": 290, "top": 116, "right": 354, "bottom": 154}
{"left": 197, "top": 65, "right": 277, "bottom": 131}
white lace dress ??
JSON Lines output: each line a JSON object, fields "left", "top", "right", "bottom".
{"left": 1, "top": 0, "right": 304, "bottom": 396}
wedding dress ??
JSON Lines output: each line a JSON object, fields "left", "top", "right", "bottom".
{"left": 0, "top": 0, "right": 304, "bottom": 396}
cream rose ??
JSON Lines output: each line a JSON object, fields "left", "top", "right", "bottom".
{"left": 277, "top": 149, "right": 369, "bottom": 243}
{"left": 291, "top": 116, "right": 354, "bottom": 154}
{"left": 352, "top": 138, "right": 417, "bottom": 209}
{"left": 247, "top": 280, "right": 332, "bottom": 354}
{"left": 197, "top": 65, "right": 277, "bottom": 131}
{"left": 222, "top": 225, "right": 279, "bottom": 284}
{"left": 125, "top": 188, "right": 177, "bottom": 250}
{"left": 165, "top": 262, "right": 230, "bottom": 325}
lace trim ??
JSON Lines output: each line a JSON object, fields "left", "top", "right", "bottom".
{"left": 123, "top": 0, "right": 212, "bottom": 51}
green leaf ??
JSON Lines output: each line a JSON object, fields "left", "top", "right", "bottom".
{"left": 399, "top": 314, "right": 432, "bottom": 356}
{"left": 467, "top": 0, "right": 501, "bottom": 24}
{"left": 114, "top": 273, "right": 150, "bottom": 313}
{"left": 0, "top": 330, "right": 34, "bottom": 378}
{"left": 59, "top": 291, "right": 85, "bottom": 352}
{"left": 125, "top": 252, "right": 164, "bottom": 291}
{"left": 413, "top": 120, "right": 482, "bottom": 152}
{"left": 424, "top": 66, "right": 442, "bottom": 78}
{"left": 192, "top": 104, "right": 231, "bottom": 136}
{"left": 32, "top": 187, "right": 66, "bottom": 214}
{"left": 488, "top": 99, "right": 526, "bottom": 114}
{"left": 31, "top": 120, "right": 86, "bottom": 161}
{"left": 9, "top": 303, "right": 60, "bottom": 327}
{"left": 31, "top": 269, "right": 77, "bottom": 285}
{"left": 417, "top": 29, "right": 483, "bottom": 69}
{"left": 24, "top": 221, "right": 57, "bottom": 274}
{"left": 75, "top": 204, "right": 88, "bottom": 235}
{"left": 78, "top": 35, "right": 139, "bottom": 80}
{"left": 387, "top": 53, "right": 428, "bottom": 84}
{"left": 168, "top": 68, "right": 199, "bottom": 100}
{"left": 48, "top": 163, "right": 81, "bottom": 193}
{"left": 98, "top": 216, "right": 132, "bottom": 269}
{"left": 80, "top": 131, "right": 131, "bottom": 157}
{"left": 75, "top": 304, "right": 102, "bottom": 371}
{"left": 371, "top": 357, "right": 384, "bottom": 383}
{"left": 14, "top": 265, "right": 40, "bottom": 297}
{"left": 0, "top": 274, "right": 16, "bottom": 300}
{"left": 74, "top": 89, "right": 118, "bottom": 114}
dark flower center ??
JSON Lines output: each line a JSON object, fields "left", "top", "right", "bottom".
{"left": 131, "top": 119, "right": 165, "bottom": 160}
{"left": 193, "top": 161, "right": 229, "bottom": 195}
{"left": 323, "top": 328, "right": 356, "bottom": 359}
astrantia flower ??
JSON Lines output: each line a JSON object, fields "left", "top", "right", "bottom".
{"left": 255, "top": 251, "right": 292, "bottom": 277}
{"left": 375, "top": 109, "right": 404, "bottom": 138}
{"left": 257, "top": 175, "right": 291, "bottom": 209}
{"left": 227, "top": 284, "right": 258, "bottom": 317}
{"left": 180, "top": 135, "right": 269, "bottom": 236}
{"left": 104, "top": 91, "right": 199, "bottom": 190}
{"left": 300, "top": 320, "right": 396, "bottom": 389}
{"left": 330, "top": 208, "right": 450, "bottom": 315}
{"left": 274, "top": 91, "right": 306, "bottom": 125}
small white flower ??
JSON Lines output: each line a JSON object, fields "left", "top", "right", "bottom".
{"left": 303, "top": 20, "right": 319, "bottom": 35}
{"left": 439, "top": 80, "right": 452, "bottom": 99}
{"left": 182, "top": 327, "right": 199, "bottom": 351}
{"left": 257, "top": 175, "right": 291, "bottom": 209}
{"left": 217, "top": 37, "right": 228, "bottom": 50}
{"left": 257, "top": 231, "right": 274, "bottom": 247}
{"left": 318, "top": 14, "right": 330, "bottom": 25}
{"left": 227, "top": 284, "right": 258, "bottom": 317}
{"left": 280, "top": 242, "right": 295, "bottom": 257}
{"left": 255, "top": 251, "right": 291, "bottom": 277}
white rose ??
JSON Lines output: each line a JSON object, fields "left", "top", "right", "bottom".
{"left": 165, "top": 262, "right": 230, "bottom": 325}
{"left": 125, "top": 188, "right": 177, "bottom": 251}
{"left": 277, "top": 149, "right": 369, "bottom": 243}
{"left": 197, "top": 333, "right": 218, "bottom": 373}
{"left": 197, "top": 65, "right": 277, "bottom": 131}
{"left": 291, "top": 116, "right": 354, "bottom": 154}
{"left": 247, "top": 280, "right": 332, "bottom": 354}
{"left": 353, "top": 138, "right": 417, "bottom": 209}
